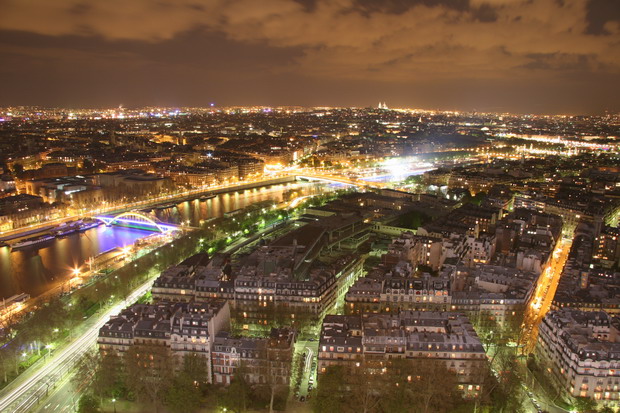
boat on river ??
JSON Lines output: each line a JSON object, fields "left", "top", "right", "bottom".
{"left": 11, "top": 234, "right": 55, "bottom": 250}
{"left": 79, "top": 219, "right": 102, "bottom": 232}
{"left": 53, "top": 220, "right": 84, "bottom": 237}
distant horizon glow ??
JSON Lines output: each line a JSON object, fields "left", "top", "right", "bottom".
{"left": 0, "top": 0, "right": 618, "bottom": 114}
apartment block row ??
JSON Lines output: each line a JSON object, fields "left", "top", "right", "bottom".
{"left": 153, "top": 211, "right": 370, "bottom": 318}
{"left": 381, "top": 230, "right": 496, "bottom": 271}
{"left": 318, "top": 311, "right": 487, "bottom": 397}
{"left": 97, "top": 300, "right": 295, "bottom": 386}
{"left": 346, "top": 262, "right": 535, "bottom": 326}
{"left": 552, "top": 222, "right": 620, "bottom": 314}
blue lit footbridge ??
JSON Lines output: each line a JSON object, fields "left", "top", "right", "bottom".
{"left": 94, "top": 211, "right": 184, "bottom": 233}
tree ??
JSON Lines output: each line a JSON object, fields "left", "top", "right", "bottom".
{"left": 0, "top": 351, "right": 13, "bottom": 383}
{"left": 312, "top": 365, "right": 347, "bottom": 413}
{"left": 572, "top": 397, "right": 598, "bottom": 413}
{"left": 125, "top": 344, "right": 173, "bottom": 412}
{"left": 346, "top": 362, "right": 384, "bottom": 413}
{"left": 471, "top": 192, "right": 487, "bottom": 206}
{"left": 407, "top": 359, "right": 462, "bottom": 413}
{"left": 82, "top": 159, "right": 94, "bottom": 171}
{"left": 315, "top": 359, "right": 463, "bottom": 413}
{"left": 12, "top": 163, "right": 23, "bottom": 177}
{"left": 74, "top": 350, "right": 127, "bottom": 402}
{"left": 394, "top": 210, "right": 431, "bottom": 230}
{"left": 165, "top": 371, "right": 202, "bottom": 413}
{"left": 3, "top": 335, "right": 24, "bottom": 376}
{"left": 97, "top": 351, "right": 127, "bottom": 398}
{"left": 252, "top": 333, "right": 295, "bottom": 413}
{"left": 0, "top": 303, "right": 20, "bottom": 340}
{"left": 219, "top": 365, "right": 252, "bottom": 413}
{"left": 165, "top": 352, "right": 209, "bottom": 413}
{"left": 291, "top": 351, "right": 304, "bottom": 395}
{"left": 18, "top": 297, "right": 70, "bottom": 355}
{"left": 503, "top": 309, "right": 525, "bottom": 346}
{"left": 77, "top": 393, "right": 100, "bottom": 413}
{"left": 481, "top": 355, "right": 525, "bottom": 413}
{"left": 375, "top": 358, "right": 465, "bottom": 413}
{"left": 403, "top": 175, "right": 424, "bottom": 186}
{"left": 469, "top": 310, "right": 500, "bottom": 353}
{"left": 181, "top": 352, "right": 209, "bottom": 385}
{"left": 73, "top": 350, "right": 100, "bottom": 391}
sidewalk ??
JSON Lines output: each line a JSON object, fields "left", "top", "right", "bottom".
{"left": 516, "top": 359, "right": 570, "bottom": 413}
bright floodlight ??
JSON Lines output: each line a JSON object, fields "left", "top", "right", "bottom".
{"left": 72, "top": 268, "right": 81, "bottom": 276}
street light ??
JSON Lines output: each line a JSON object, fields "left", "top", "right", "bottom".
{"left": 112, "top": 398, "right": 117, "bottom": 413}
{"left": 72, "top": 267, "right": 81, "bottom": 277}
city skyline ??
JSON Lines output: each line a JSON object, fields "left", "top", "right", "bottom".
{"left": 1, "top": 0, "right": 620, "bottom": 114}
{"left": 0, "top": 100, "right": 618, "bottom": 413}
{"left": 1, "top": 1, "right": 620, "bottom": 412}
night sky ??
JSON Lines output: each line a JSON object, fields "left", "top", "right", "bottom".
{"left": 1, "top": 0, "right": 619, "bottom": 114}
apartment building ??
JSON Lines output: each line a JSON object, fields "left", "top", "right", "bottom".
{"left": 318, "top": 311, "right": 486, "bottom": 397}
{"left": 98, "top": 300, "right": 230, "bottom": 383}
{"left": 212, "top": 328, "right": 295, "bottom": 386}
{"left": 535, "top": 309, "right": 620, "bottom": 408}
{"left": 346, "top": 263, "right": 535, "bottom": 326}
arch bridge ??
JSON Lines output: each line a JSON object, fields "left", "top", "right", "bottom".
{"left": 94, "top": 211, "right": 180, "bottom": 233}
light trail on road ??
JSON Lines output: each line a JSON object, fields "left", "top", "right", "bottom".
{"left": 520, "top": 234, "right": 573, "bottom": 354}
{"left": 0, "top": 279, "right": 154, "bottom": 413}
{"left": 305, "top": 348, "right": 313, "bottom": 373}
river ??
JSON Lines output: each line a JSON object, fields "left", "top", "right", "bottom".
{"left": 0, "top": 181, "right": 337, "bottom": 299}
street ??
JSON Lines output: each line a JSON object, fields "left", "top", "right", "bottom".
{"left": 31, "top": 371, "right": 79, "bottom": 413}
{"left": 0, "top": 279, "right": 154, "bottom": 413}
{"left": 293, "top": 339, "right": 319, "bottom": 401}
{"left": 521, "top": 237, "right": 572, "bottom": 354}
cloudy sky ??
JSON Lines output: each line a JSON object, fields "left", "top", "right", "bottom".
{"left": 1, "top": 0, "right": 619, "bottom": 114}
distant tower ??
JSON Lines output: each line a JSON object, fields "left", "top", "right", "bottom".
{"left": 109, "top": 130, "right": 117, "bottom": 146}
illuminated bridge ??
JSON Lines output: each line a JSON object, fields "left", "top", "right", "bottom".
{"left": 295, "top": 174, "right": 386, "bottom": 188}
{"left": 94, "top": 211, "right": 181, "bottom": 233}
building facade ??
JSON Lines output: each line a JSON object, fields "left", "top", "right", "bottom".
{"left": 318, "top": 311, "right": 487, "bottom": 397}
{"left": 535, "top": 309, "right": 620, "bottom": 408}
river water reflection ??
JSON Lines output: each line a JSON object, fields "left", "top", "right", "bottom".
{"left": 0, "top": 181, "right": 336, "bottom": 299}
